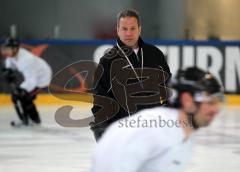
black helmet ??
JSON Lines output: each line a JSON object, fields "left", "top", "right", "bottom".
{"left": 2, "top": 37, "right": 20, "bottom": 48}
{"left": 169, "top": 67, "right": 223, "bottom": 106}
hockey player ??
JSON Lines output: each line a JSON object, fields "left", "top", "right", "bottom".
{"left": 91, "top": 67, "right": 224, "bottom": 172}
{"left": 1, "top": 37, "right": 52, "bottom": 126}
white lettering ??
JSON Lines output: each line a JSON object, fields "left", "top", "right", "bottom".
{"left": 182, "top": 46, "right": 195, "bottom": 69}
{"left": 93, "top": 45, "right": 113, "bottom": 63}
{"left": 167, "top": 46, "right": 180, "bottom": 75}
{"left": 197, "top": 46, "right": 223, "bottom": 86}
{"left": 225, "top": 47, "right": 240, "bottom": 92}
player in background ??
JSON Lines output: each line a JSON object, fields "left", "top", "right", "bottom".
{"left": 1, "top": 37, "right": 52, "bottom": 126}
{"left": 91, "top": 67, "right": 224, "bottom": 172}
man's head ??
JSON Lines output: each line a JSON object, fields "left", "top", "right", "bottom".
{"left": 1, "top": 37, "right": 20, "bottom": 58}
{"left": 117, "top": 9, "right": 141, "bottom": 48}
{"left": 170, "top": 67, "right": 223, "bottom": 129}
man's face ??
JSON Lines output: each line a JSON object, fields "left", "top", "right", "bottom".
{"left": 117, "top": 17, "right": 141, "bottom": 48}
{"left": 194, "top": 96, "right": 221, "bottom": 127}
{"left": 0, "top": 47, "right": 17, "bottom": 57}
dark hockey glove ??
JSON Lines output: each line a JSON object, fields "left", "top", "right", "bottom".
{"left": 1, "top": 68, "right": 16, "bottom": 83}
{"left": 15, "top": 88, "right": 29, "bottom": 100}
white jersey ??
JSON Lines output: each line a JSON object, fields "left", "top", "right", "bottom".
{"left": 5, "top": 48, "right": 52, "bottom": 92}
{"left": 91, "top": 107, "right": 194, "bottom": 172}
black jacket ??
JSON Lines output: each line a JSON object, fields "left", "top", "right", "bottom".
{"left": 91, "top": 37, "right": 171, "bottom": 128}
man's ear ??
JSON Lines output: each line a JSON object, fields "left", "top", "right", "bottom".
{"left": 180, "top": 92, "right": 194, "bottom": 110}
{"left": 139, "top": 26, "right": 142, "bottom": 35}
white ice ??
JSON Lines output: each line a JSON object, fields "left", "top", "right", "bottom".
{"left": 0, "top": 104, "right": 240, "bottom": 172}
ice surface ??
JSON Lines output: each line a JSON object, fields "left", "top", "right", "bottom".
{"left": 0, "top": 105, "right": 239, "bottom": 172}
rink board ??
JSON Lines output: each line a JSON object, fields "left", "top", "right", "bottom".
{"left": 0, "top": 94, "right": 240, "bottom": 106}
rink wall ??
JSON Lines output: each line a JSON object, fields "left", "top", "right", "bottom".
{"left": 0, "top": 94, "right": 240, "bottom": 106}
{"left": 0, "top": 39, "right": 240, "bottom": 105}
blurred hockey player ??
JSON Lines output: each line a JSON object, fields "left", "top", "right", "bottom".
{"left": 1, "top": 37, "right": 52, "bottom": 126}
{"left": 91, "top": 67, "right": 224, "bottom": 172}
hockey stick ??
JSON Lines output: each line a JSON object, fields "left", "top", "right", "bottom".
{"left": 9, "top": 82, "right": 29, "bottom": 126}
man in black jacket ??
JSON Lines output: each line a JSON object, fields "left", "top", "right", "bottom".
{"left": 91, "top": 9, "right": 171, "bottom": 140}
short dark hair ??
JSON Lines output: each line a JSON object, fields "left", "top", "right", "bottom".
{"left": 117, "top": 9, "right": 141, "bottom": 27}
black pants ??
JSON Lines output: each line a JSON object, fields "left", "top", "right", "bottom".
{"left": 11, "top": 88, "right": 41, "bottom": 124}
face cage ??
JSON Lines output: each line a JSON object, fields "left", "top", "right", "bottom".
{"left": 194, "top": 92, "right": 225, "bottom": 103}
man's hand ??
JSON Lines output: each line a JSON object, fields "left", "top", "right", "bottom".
{"left": 16, "top": 88, "right": 28, "bottom": 98}
{"left": 11, "top": 88, "right": 34, "bottom": 103}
